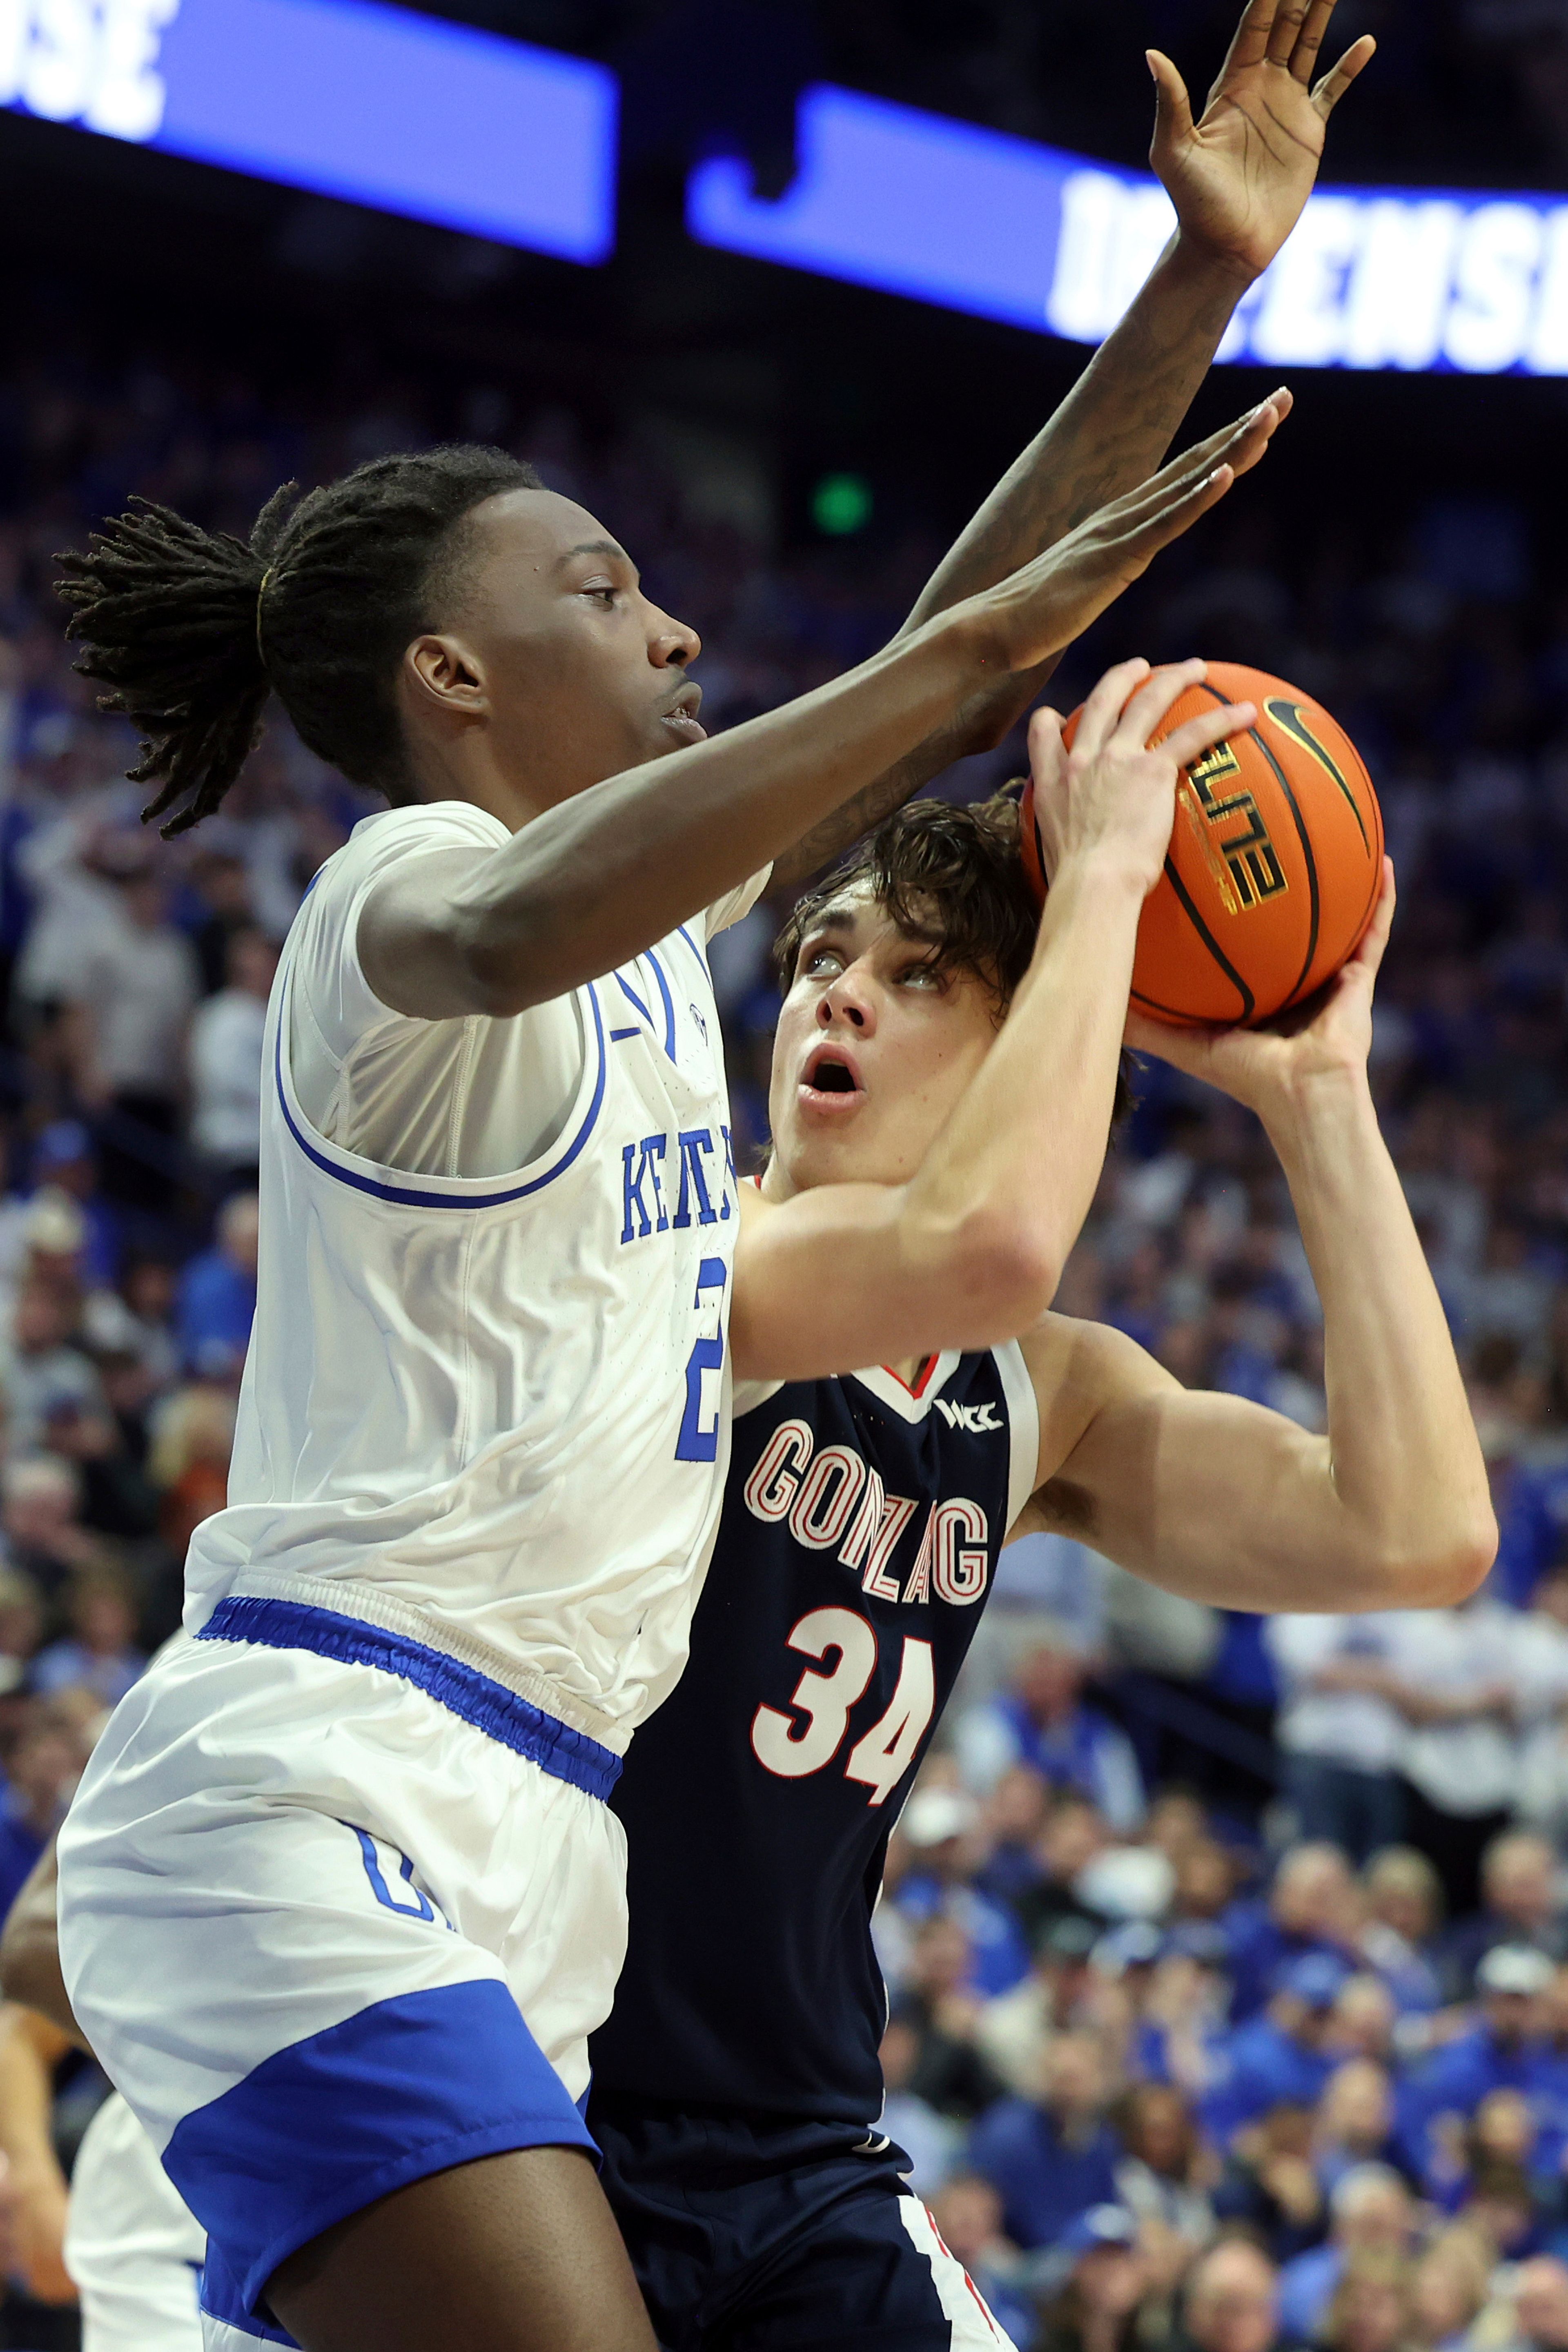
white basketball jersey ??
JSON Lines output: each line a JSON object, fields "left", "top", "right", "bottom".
{"left": 183, "top": 803, "right": 757, "bottom": 1751}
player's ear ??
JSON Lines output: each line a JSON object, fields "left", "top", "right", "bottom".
{"left": 404, "top": 633, "right": 489, "bottom": 717}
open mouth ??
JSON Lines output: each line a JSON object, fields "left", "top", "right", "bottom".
{"left": 799, "top": 1041, "right": 864, "bottom": 1111}
{"left": 659, "top": 684, "right": 706, "bottom": 744}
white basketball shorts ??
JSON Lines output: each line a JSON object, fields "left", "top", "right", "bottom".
{"left": 58, "top": 1593, "right": 629, "bottom": 2350}
{"left": 67, "top": 2090, "right": 205, "bottom": 2352}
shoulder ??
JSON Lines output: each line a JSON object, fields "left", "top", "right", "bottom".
{"left": 316, "top": 801, "right": 508, "bottom": 908}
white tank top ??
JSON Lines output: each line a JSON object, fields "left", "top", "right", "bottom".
{"left": 182, "top": 801, "right": 764, "bottom": 1752}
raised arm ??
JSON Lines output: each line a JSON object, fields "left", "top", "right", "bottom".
{"left": 730, "top": 662, "right": 1256, "bottom": 1379}
{"left": 775, "top": 0, "right": 1375, "bottom": 884}
{"left": 359, "top": 424, "right": 1277, "bottom": 1018}
{"left": 1014, "top": 870, "right": 1497, "bottom": 1610}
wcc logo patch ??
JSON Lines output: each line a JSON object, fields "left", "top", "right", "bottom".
{"left": 934, "top": 1399, "right": 1002, "bottom": 1435}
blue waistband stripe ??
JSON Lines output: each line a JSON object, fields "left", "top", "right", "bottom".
{"left": 197, "top": 1595, "right": 621, "bottom": 1801}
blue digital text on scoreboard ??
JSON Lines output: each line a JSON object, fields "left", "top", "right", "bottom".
{"left": 688, "top": 84, "right": 1568, "bottom": 378}
{"left": 0, "top": 0, "right": 617, "bottom": 261}
{"left": 6, "top": 0, "right": 1568, "bottom": 376}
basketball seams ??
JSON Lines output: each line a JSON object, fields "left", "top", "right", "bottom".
{"left": 1158, "top": 853, "right": 1256, "bottom": 1023}
{"left": 1191, "top": 680, "right": 1321, "bottom": 1011}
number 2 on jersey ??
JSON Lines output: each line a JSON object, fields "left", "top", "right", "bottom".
{"left": 675, "top": 1256, "right": 728, "bottom": 1462}
{"left": 751, "top": 1606, "right": 936, "bottom": 1806}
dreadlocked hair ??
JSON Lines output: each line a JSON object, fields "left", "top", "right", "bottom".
{"left": 774, "top": 792, "right": 1039, "bottom": 1013}
{"left": 55, "top": 444, "right": 543, "bottom": 837}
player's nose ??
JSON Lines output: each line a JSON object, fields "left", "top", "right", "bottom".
{"left": 817, "top": 971, "right": 875, "bottom": 1036}
{"left": 648, "top": 604, "right": 701, "bottom": 667}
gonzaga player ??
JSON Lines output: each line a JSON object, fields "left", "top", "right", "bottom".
{"left": 49, "top": 397, "right": 1285, "bottom": 2352}
{"left": 588, "top": 687, "right": 1494, "bottom": 2350}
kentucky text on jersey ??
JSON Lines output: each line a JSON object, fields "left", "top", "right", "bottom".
{"left": 620, "top": 1124, "right": 737, "bottom": 1241}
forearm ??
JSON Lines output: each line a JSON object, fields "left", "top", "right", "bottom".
{"left": 448, "top": 614, "right": 989, "bottom": 1013}
{"left": 779, "top": 239, "right": 1255, "bottom": 885}
{"left": 1267, "top": 1072, "right": 1496, "bottom": 1599}
{"left": 0, "top": 2007, "right": 69, "bottom": 2188}
{"left": 907, "top": 238, "right": 1250, "bottom": 627}
{"left": 732, "top": 854, "right": 1144, "bottom": 1378}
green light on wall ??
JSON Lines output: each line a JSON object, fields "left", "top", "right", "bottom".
{"left": 812, "top": 472, "right": 873, "bottom": 535}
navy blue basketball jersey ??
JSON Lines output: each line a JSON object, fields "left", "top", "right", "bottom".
{"left": 590, "top": 1345, "right": 1038, "bottom": 2124}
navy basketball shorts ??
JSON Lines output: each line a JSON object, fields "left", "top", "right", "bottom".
{"left": 591, "top": 2099, "right": 1018, "bottom": 2351}
{"left": 58, "top": 1603, "right": 628, "bottom": 2350}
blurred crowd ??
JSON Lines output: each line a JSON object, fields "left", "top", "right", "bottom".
{"left": 7, "top": 325, "right": 1568, "bottom": 2345}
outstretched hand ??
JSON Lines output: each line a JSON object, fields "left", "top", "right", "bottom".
{"left": 1125, "top": 858, "right": 1396, "bottom": 1116}
{"left": 1150, "top": 0, "right": 1376, "bottom": 281}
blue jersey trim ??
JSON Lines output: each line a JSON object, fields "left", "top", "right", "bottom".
{"left": 644, "top": 946, "right": 677, "bottom": 1060}
{"left": 175, "top": 1980, "right": 595, "bottom": 2324}
{"left": 676, "top": 922, "right": 708, "bottom": 972}
{"left": 197, "top": 1595, "right": 622, "bottom": 1801}
{"left": 272, "top": 982, "right": 607, "bottom": 1210}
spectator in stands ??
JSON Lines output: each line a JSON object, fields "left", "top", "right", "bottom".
{"left": 978, "top": 1914, "right": 1100, "bottom": 2098}
{"left": 1266, "top": 1616, "right": 1412, "bottom": 1862}
{"left": 1172, "top": 2240, "right": 1287, "bottom": 2352}
{"left": 29, "top": 1564, "right": 145, "bottom": 1709}
{"left": 1036, "top": 2205, "right": 1148, "bottom": 2352}
{"left": 1315, "top": 2063, "right": 1406, "bottom": 2198}
{"left": 927, "top": 2174, "right": 1037, "bottom": 2351}
{"left": 174, "top": 1190, "right": 258, "bottom": 1382}
{"left": 1360, "top": 1851, "right": 1444, "bottom": 2017}
{"left": 0, "top": 1455, "right": 111, "bottom": 1607}
{"left": 0, "top": 1708, "right": 83, "bottom": 1919}
{"left": 1113, "top": 2083, "right": 1214, "bottom": 2247}
{"left": 1212, "top": 2104, "right": 1325, "bottom": 2263}
{"left": 969, "top": 2031, "right": 1121, "bottom": 2253}
{"left": 1277, "top": 2167, "right": 1419, "bottom": 2346}
{"left": 60, "top": 851, "right": 200, "bottom": 1209}
{"left": 1400, "top": 1944, "right": 1556, "bottom": 2183}
{"left": 0, "top": 1257, "right": 107, "bottom": 1454}
{"left": 1379, "top": 1604, "right": 1521, "bottom": 1920}
{"left": 188, "top": 923, "right": 276, "bottom": 1191}
{"left": 1497, "top": 2257, "right": 1568, "bottom": 2352}
{"left": 25, "top": 1119, "right": 118, "bottom": 1289}
{"left": 1410, "top": 2230, "right": 1491, "bottom": 2352}
{"left": 147, "top": 1378, "right": 235, "bottom": 1562}
{"left": 1225, "top": 1846, "right": 1362, "bottom": 2023}
{"left": 891, "top": 1786, "right": 1031, "bottom": 1999}
{"left": 957, "top": 1633, "right": 1146, "bottom": 1832}
{"left": 1203, "top": 1955, "right": 1353, "bottom": 2149}
{"left": 0, "top": 1568, "right": 43, "bottom": 1702}
{"left": 1014, "top": 1797, "right": 1113, "bottom": 1951}
{"left": 1439, "top": 1831, "right": 1567, "bottom": 1998}
{"left": 1323, "top": 2250, "right": 1418, "bottom": 2352}
{"left": 895, "top": 1916, "right": 1004, "bottom": 2122}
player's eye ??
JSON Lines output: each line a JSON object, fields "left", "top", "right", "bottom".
{"left": 800, "top": 947, "right": 843, "bottom": 980}
{"left": 898, "top": 959, "right": 942, "bottom": 990}
{"left": 580, "top": 581, "right": 619, "bottom": 606}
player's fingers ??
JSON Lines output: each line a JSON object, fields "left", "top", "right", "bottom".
{"left": 1147, "top": 50, "right": 1195, "bottom": 158}
{"left": 1025, "top": 704, "right": 1067, "bottom": 788}
{"left": 1112, "top": 659, "right": 1210, "bottom": 751}
{"left": 1102, "top": 398, "right": 1282, "bottom": 532}
{"left": 1159, "top": 699, "right": 1258, "bottom": 769}
{"left": 1346, "top": 856, "right": 1396, "bottom": 977}
{"left": 1124, "top": 1009, "right": 1218, "bottom": 1067}
{"left": 1073, "top": 659, "right": 1152, "bottom": 762}
{"left": 1313, "top": 33, "right": 1376, "bottom": 115}
{"left": 1288, "top": 0, "right": 1339, "bottom": 82}
{"left": 1216, "top": 0, "right": 1277, "bottom": 81}
{"left": 1265, "top": 0, "right": 1307, "bottom": 68}
{"left": 1116, "top": 463, "right": 1236, "bottom": 568}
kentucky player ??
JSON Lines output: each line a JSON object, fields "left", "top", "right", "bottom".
{"left": 587, "top": 700, "right": 1493, "bottom": 2347}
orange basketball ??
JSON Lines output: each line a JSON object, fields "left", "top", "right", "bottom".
{"left": 1018, "top": 662, "right": 1384, "bottom": 1028}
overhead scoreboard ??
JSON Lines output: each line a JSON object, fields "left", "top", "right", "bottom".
{"left": 7, "top": 0, "right": 1568, "bottom": 373}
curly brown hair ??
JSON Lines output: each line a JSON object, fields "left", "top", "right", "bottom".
{"left": 773, "top": 791, "right": 1038, "bottom": 1014}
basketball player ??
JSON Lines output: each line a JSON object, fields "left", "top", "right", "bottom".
{"left": 49, "top": 5, "right": 1372, "bottom": 2345}
{"left": 586, "top": 723, "right": 1493, "bottom": 2351}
